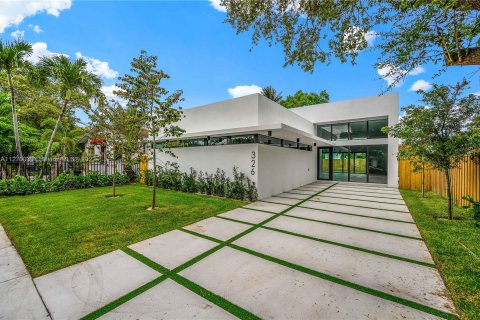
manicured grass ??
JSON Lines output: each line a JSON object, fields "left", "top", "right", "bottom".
{"left": 0, "top": 184, "right": 246, "bottom": 277}
{"left": 401, "top": 190, "right": 480, "bottom": 320}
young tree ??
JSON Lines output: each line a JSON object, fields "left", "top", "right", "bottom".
{"left": 281, "top": 89, "right": 329, "bottom": 108}
{"left": 221, "top": 1, "right": 480, "bottom": 88}
{"left": 261, "top": 85, "right": 283, "bottom": 103}
{"left": 387, "top": 80, "right": 480, "bottom": 220}
{"left": 90, "top": 99, "right": 139, "bottom": 197}
{"left": 38, "top": 56, "right": 102, "bottom": 168}
{"left": 0, "top": 39, "right": 32, "bottom": 160}
{"left": 115, "top": 51, "right": 184, "bottom": 209}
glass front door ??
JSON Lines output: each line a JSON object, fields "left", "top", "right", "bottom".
{"left": 318, "top": 147, "right": 331, "bottom": 180}
{"left": 317, "top": 145, "right": 388, "bottom": 183}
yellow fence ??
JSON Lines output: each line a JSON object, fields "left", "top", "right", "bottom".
{"left": 399, "top": 155, "right": 480, "bottom": 206}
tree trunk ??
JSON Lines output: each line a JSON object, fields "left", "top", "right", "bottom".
{"left": 113, "top": 153, "right": 116, "bottom": 198}
{"left": 445, "top": 169, "right": 453, "bottom": 220}
{"left": 445, "top": 47, "right": 480, "bottom": 66}
{"left": 40, "top": 100, "right": 68, "bottom": 177}
{"left": 152, "top": 134, "right": 156, "bottom": 209}
{"left": 421, "top": 161, "right": 425, "bottom": 198}
{"left": 7, "top": 73, "right": 23, "bottom": 163}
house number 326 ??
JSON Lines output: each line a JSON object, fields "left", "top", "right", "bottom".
{"left": 251, "top": 151, "right": 256, "bottom": 175}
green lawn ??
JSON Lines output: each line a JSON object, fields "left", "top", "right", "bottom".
{"left": 401, "top": 190, "right": 480, "bottom": 320}
{"left": 0, "top": 184, "right": 246, "bottom": 277}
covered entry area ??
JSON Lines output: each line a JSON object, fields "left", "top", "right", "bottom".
{"left": 317, "top": 145, "right": 388, "bottom": 184}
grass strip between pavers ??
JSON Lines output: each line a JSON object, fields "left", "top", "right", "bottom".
{"left": 307, "top": 198, "right": 410, "bottom": 213}
{"left": 86, "top": 183, "right": 445, "bottom": 320}
{"left": 81, "top": 183, "right": 335, "bottom": 319}
{"left": 214, "top": 215, "right": 436, "bottom": 268}
{"left": 316, "top": 194, "right": 407, "bottom": 205}
{"left": 319, "top": 191, "right": 404, "bottom": 200}
{"left": 81, "top": 274, "right": 169, "bottom": 320}
{"left": 281, "top": 213, "right": 423, "bottom": 240}
{"left": 299, "top": 205, "right": 416, "bottom": 224}
{"left": 180, "top": 227, "right": 457, "bottom": 320}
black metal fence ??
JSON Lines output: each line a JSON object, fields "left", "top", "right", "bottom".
{"left": 0, "top": 159, "right": 140, "bottom": 181}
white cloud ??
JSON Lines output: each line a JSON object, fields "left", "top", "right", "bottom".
{"left": 209, "top": 0, "right": 226, "bottom": 12}
{"left": 101, "top": 84, "right": 126, "bottom": 106}
{"left": 377, "top": 64, "right": 426, "bottom": 87}
{"left": 409, "top": 79, "right": 432, "bottom": 92}
{"left": 364, "top": 30, "right": 377, "bottom": 47}
{"left": 33, "top": 25, "right": 43, "bottom": 33}
{"left": 27, "top": 42, "right": 66, "bottom": 64}
{"left": 408, "top": 66, "right": 425, "bottom": 76}
{"left": 343, "top": 27, "right": 377, "bottom": 52}
{"left": 75, "top": 52, "right": 118, "bottom": 79}
{"left": 228, "top": 84, "right": 262, "bottom": 98}
{"left": 10, "top": 29, "right": 24, "bottom": 39}
{"left": 0, "top": 0, "right": 72, "bottom": 33}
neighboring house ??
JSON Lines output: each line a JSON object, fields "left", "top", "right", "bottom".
{"left": 155, "top": 93, "right": 399, "bottom": 199}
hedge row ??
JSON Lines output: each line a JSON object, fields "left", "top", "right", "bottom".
{"left": 0, "top": 171, "right": 129, "bottom": 196}
{"left": 145, "top": 163, "right": 257, "bottom": 201}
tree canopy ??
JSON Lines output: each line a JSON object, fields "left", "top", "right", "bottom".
{"left": 386, "top": 80, "right": 480, "bottom": 219}
{"left": 221, "top": 0, "right": 480, "bottom": 88}
{"left": 281, "top": 89, "right": 329, "bottom": 108}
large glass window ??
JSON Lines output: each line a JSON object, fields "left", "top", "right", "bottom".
{"left": 368, "top": 144, "right": 388, "bottom": 184}
{"left": 332, "top": 147, "right": 349, "bottom": 181}
{"left": 349, "top": 121, "right": 367, "bottom": 140}
{"left": 349, "top": 145, "right": 367, "bottom": 182}
{"left": 317, "top": 125, "right": 332, "bottom": 140}
{"left": 259, "top": 135, "right": 282, "bottom": 147}
{"left": 231, "top": 135, "right": 255, "bottom": 144}
{"left": 208, "top": 136, "right": 228, "bottom": 146}
{"left": 368, "top": 118, "right": 388, "bottom": 139}
{"left": 331, "top": 123, "right": 349, "bottom": 141}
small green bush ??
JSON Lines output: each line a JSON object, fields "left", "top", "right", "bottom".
{"left": 0, "top": 171, "right": 130, "bottom": 196}
{"left": 462, "top": 195, "right": 480, "bottom": 226}
{"left": 145, "top": 163, "right": 257, "bottom": 201}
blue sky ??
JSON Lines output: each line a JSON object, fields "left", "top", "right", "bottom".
{"left": 2, "top": 0, "right": 479, "bottom": 123}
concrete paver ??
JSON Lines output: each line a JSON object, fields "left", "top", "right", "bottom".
{"left": 288, "top": 189, "right": 317, "bottom": 195}
{"left": 324, "top": 188, "right": 404, "bottom": 199}
{"left": 99, "top": 279, "right": 236, "bottom": 320}
{"left": 275, "top": 192, "right": 310, "bottom": 199}
{"left": 128, "top": 230, "right": 218, "bottom": 270}
{"left": 234, "top": 227, "right": 454, "bottom": 313}
{"left": 287, "top": 206, "right": 422, "bottom": 238}
{"left": 320, "top": 192, "right": 406, "bottom": 204}
{"left": 34, "top": 250, "right": 160, "bottom": 320}
{"left": 218, "top": 208, "right": 273, "bottom": 224}
{"left": 332, "top": 186, "right": 401, "bottom": 196}
{"left": 301, "top": 200, "right": 414, "bottom": 222}
{"left": 183, "top": 217, "right": 251, "bottom": 241}
{"left": 266, "top": 215, "right": 434, "bottom": 263}
{"left": 312, "top": 196, "right": 409, "bottom": 212}
{"left": 0, "top": 245, "right": 28, "bottom": 282}
{"left": 0, "top": 224, "right": 50, "bottom": 320}
{"left": 180, "top": 247, "right": 439, "bottom": 320}
{"left": 0, "top": 224, "right": 11, "bottom": 249}
{"left": 0, "top": 275, "right": 50, "bottom": 320}
{"left": 262, "top": 196, "right": 303, "bottom": 205}
{"left": 243, "top": 201, "right": 290, "bottom": 213}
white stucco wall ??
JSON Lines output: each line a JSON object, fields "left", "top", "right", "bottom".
{"left": 257, "top": 144, "right": 316, "bottom": 199}
{"left": 154, "top": 143, "right": 258, "bottom": 186}
{"left": 291, "top": 93, "right": 399, "bottom": 187}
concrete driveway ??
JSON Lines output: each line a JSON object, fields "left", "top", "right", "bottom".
{"left": 32, "top": 182, "right": 457, "bottom": 319}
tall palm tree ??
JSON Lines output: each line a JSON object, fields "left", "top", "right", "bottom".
{"left": 0, "top": 40, "right": 32, "bottom": 160}
{"left": 261, "top": 85, "right": 283, "bottom": 103}
{"left": 39, "top": 56, "right": 102, "bottom": 165}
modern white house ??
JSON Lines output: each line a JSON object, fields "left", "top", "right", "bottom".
{"left": 155, "top": 93, "right": 399, "bottom": 199}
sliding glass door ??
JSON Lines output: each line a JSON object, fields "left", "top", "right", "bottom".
{"left": 317, "top": 145, "right": 388, "bottom": 183}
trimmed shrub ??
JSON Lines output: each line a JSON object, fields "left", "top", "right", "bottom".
{"left": 145, "top": 162, "right": 257, "bottom": 201}
{"left": 0, "top": 171, "right": 130, "bottom": 196}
